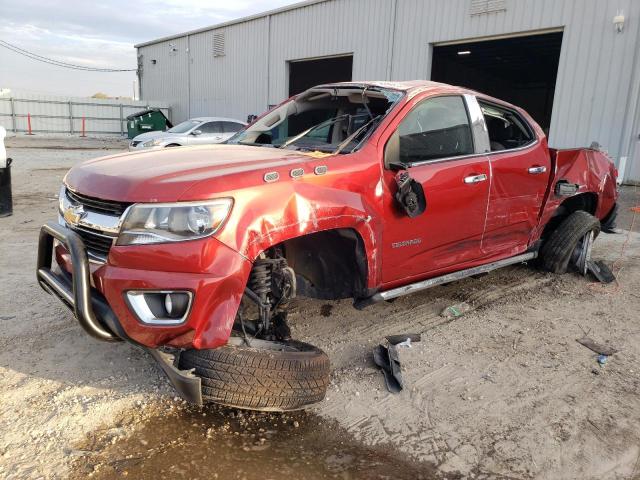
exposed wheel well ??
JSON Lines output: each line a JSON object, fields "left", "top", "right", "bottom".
{"left": 275, "top": 229, "right": 368, "bottom": 301}
{"left": 542, "top": 193, "right": 598, "bottom": 240}
{"left": 165, "top": 143, "right": 181, "bottom": 147}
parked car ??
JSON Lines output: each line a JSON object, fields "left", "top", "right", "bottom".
{"left": 128, "top": 117, "right": 246, "bottom": 151}
{"left": 38, "top": 81, "right": 618, "bottom": 411}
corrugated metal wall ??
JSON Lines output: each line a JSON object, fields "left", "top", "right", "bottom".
{"left": 139, "top": 37, "right": 190, "bottom": 122}
{"left": 188, "top": 17, "right": 271, "bottom": 121}
{"left": 138, "top": 0, "right": 640, "bottom": 182}
{"left": 267, "top": 0, "right": 395, "bottom": 101}
{"left": 392, "top": 0, "right": 640, "bottom": 182}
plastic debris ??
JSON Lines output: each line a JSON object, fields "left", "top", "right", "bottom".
{"left": 598, "top": 355, "right": 608, "bottom": 366}
{"left": 386, "top": 333, "right": 421, "bottom": 345}
{"left": 440, "top": 302, "right": 472, "bottom": 319}
{"left": 586, "top": 260, "right": 616, "bottom": 284}
{"left": 373, "top": 344, "right": 403, "bottom": 393}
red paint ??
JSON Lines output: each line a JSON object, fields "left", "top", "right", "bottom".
{"left": 59, "top": 81, "right": 619, "bottom": 349}
{"left": 81, "top": 116, "right": 86, "bottom": 137}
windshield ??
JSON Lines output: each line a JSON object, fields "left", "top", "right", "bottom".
{"left": 228, "top": 86, "right": 403, "bottom": 154}
{"left": 167, "top": 120, "right": 201, "bottom": 134}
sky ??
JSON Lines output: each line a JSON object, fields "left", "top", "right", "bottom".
{"left": 0, "top": 0, "right": 300, "bottom": 98}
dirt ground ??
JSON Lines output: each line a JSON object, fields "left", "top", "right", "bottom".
{"left": 1, "top": 139, "right": 639, "bottom": 479}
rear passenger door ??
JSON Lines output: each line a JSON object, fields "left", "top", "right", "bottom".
{"left": 380, "top": 95, "right": 491, "bottom": 285}
{"left": 220, "top": 121, "right": 245, "bottom": 142}
{"left": 478, "top": 99, "right": 551, "bottom": 255}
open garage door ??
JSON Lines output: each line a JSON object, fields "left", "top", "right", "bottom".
{"left": 431, "top": 31, "right": 563, "bottom": 135}
{"left": 289, "top": 55, "right": 353, "bottom": 96}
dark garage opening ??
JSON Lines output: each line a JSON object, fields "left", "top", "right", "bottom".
{"left": 289, "top": 55, "right": 353, "bottom": 96}
{"left": 431, "top": 32, "right": 563, "bottom": 135}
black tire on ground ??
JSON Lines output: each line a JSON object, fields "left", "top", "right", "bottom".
{"left": 178, "top": 338, "right": 331, "bottom": 411}
{"left": 540, "top": 210, "right": 601, "bottom": 274}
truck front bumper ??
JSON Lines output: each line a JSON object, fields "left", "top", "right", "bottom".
{"left": 36, "top": 222, "right": 203, "bottom": 405}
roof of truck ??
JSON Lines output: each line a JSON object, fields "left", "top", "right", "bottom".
{"left": 321, "top": 80, "right": 446, "bottom": 91}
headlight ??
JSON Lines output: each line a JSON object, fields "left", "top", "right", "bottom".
{"left": 142, "top": 139, "right": 163, "bottom": 147}
{"left": 117, "top": 199, "right": 233, "bottom": 246}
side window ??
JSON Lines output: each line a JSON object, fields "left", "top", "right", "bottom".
{"left": 397, "top": 96, "right": 474, "bottom": 163}
{"left": 198, "top": 122, "right": 222, "bottom": 134}
{"left": 222, "top": 122, "right": 243, "bottom": 133}
{"left": 479, "top": 101, "right": 534, "bottom": 151}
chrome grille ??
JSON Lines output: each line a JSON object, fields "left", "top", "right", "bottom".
{"left": 65, "top": 188, "right": 131, "bottom": 216}
{"left": 62, "top": 188, "right": 128, "bottom": 262}
{"left": 69, "top": 226, "right": 116, "bottom": 262}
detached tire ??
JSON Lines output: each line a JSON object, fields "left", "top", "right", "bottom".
{"left": 540, "top": 211, "right": 601, "bottom": 274}
{"left": 179, "top": 338, "right": 330, "bottom": 411}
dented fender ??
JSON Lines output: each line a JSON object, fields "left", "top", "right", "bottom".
{"left": 182, "top": 145, "right": 385, "bottom": 291}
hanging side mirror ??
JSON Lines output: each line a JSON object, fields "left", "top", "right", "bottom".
{"left": 394, "top": 170, "right": 426, "bottom": 218}
{"left": 384, "top": 131, "right": 426, "bottom": 217}
{"left": 192, "top": 130, "right": 202, "bottom": 136}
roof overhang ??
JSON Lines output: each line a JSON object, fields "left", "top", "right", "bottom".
{"left": 134, "top": 0, "right": 333, "bottom": 49}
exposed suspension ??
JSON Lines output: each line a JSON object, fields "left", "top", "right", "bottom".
{"left": 242, "top": 249, "right": 296, "bottom": 341}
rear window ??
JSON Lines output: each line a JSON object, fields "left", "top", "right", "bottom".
{"left": 479, "top": 101, "right": 534, "bottom": 151}
{"left": 222, "top": 122, "right": 244, "bottom": 133}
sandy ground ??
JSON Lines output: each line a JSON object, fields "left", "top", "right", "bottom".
{"left": 1, "top": 140, "right": 639, "bottom": 479}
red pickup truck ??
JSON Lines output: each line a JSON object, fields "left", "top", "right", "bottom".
{"left": 37, "top": 81, "right": 618, "bottom": 411}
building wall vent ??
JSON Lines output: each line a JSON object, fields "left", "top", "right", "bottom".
{"left": 213, "top": 32, "right": 226, "bottom": 57}
{"left": 470, "top": 0, "right": 507, "bottom": 15}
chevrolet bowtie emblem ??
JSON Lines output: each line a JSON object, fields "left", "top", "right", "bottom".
{"left": 63, "top": 204, "right": 87, "bottom": 226}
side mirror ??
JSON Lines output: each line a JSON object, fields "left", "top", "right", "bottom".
{"left": 192, "top": 130, "right": 202, "bottom": 136}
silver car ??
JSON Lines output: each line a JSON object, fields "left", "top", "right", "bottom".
{"left": 129, "top": 117, "right": 246, "bottom": 151}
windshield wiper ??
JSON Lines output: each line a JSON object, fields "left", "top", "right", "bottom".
{"left": 279, "top": 114, "right": 350, "bottom": 149}
{"left": 333, "top": 115, "right": 382, "bottom": 155}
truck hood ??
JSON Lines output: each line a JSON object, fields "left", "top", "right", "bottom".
{"left": 64, "top": 144, "right": 316, "bottom": 203}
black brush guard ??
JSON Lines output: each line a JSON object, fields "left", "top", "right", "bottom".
{"left": 36, "top": 221, "right": 202, "bottom": 405}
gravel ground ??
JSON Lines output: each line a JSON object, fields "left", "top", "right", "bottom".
{"left": 1, "top": 140, "right": 639, "bottom": 479}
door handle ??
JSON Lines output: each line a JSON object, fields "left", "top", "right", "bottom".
{"left": 464, "top": 174, "right": 488, "bottom": 184}
{"left": 528, "top": 166, "right": 547, "bottom": 175}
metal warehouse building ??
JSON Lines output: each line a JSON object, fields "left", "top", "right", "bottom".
{"left": 135, "top": 0, "right": 640, "bottom": 183}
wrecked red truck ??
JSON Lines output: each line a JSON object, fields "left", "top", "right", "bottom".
{"left": 37, "top": 81, "right": 619, "bottom": 410}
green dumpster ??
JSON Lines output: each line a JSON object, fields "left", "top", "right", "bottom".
{"left": 126, "top": 109, "right": 173, "bottom": 139}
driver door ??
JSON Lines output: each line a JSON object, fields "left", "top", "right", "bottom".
{"left": 380, "top": 95, "right": 490, "bottom": 285}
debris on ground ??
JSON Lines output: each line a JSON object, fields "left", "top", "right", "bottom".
{"left": 373, "top": 344, "right": 403, "bottom": 393}
{"left": 586, "top": 260, "right": 616, "bottom": 284}
{"left": 386, "top": 333, "right": 421, "bottom": 345}
{"left": 597, "top": 355, "right": 609, "bottom": 366}
{"left": 576, "top": 337, "right": 619, "bottom": 356}
{"left": 440, "top": 302, "right": 472, "bottom": 319}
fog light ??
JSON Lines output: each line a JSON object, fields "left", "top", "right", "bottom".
{"left": 125, "top": 291, "right": 192, "bottom": 325}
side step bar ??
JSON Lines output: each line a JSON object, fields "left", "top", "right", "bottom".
{"left": 355, "top": 252, "right": 537, "bottom": 309}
